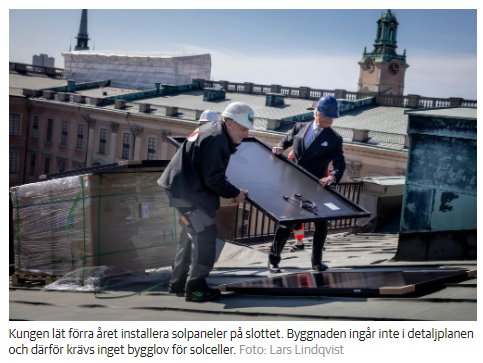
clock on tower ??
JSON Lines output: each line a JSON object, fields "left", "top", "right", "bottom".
{"left": 357, "top": 10, "right": 409, "bottom": 96}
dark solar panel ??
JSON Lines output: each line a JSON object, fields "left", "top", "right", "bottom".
{"left": 226, "top": 138, "right": 369, "bottom": 223}
{"left": 219, "top": 268, "right": 475, "bottom": 297}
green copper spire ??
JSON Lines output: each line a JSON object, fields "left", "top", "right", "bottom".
{"left": 361, "top": 10, "right": 406, "bottom": 63}
{"left": 374, "top": 10, "right": 398, "bottom": 52}
{"left": 75, "top": 9, "right": 90, "bottom": 51}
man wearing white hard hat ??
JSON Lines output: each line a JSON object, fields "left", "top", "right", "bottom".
{"left": 158, "top": 102, "right": 254, "bottom": 302}
{"left": 198, "top": 110, "right": 219, "bottom": 125}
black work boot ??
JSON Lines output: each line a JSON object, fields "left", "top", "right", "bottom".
{"left": 268, "top": 261, "right": 282, "bottom": 273}
{"left": 168, "top": 281, "right": 186, "bottom": 296}
{"left": 185, "top": 278, "right": 221, "bottom": 302}
{"left": 311, "top": 239, "right": 328, "bottom": 271}
{"left": 312, "top": 263, "right": 329, "bottom": 272}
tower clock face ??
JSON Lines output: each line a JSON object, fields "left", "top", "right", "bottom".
{"left": 365, "top": 58, "right": 375, "bottom": 73}
{"left": 389, "top": 62, "right": 400, "bottom": 75}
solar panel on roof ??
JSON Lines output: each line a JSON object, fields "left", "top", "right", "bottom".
{"left": 219, "top": 268, "right": 476, "bottom": 297}
{"left": 226, "top": 138, "right": 369, "bottom": 223}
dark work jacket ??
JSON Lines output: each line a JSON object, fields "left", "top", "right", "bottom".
{"left": 157, "top": 121, "right": 240, "bottom": 215}
{"left": 278, "top": 122, "right": 346, "bottom": 183}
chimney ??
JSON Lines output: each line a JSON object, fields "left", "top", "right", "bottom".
{"left": 67, "top": 80, "right": 76, "bottom": 93}
{"left": 114, "top": 99, "right": 126, "bottom": 109}
{"left": 87, "top": 97, "right": 101, "bottom": 106}
{"left": 43, "top": 90, "right": 55, "bottom": 99}
{"left": 72, "top": 94, "right": 85, "bottom": 103}
{"left": 352, "top": 129, "right": 370, "bottom": 143}
{"left": 162, "top": 107, "right": 178, "bottom": 117}
{"left": 139, "top": 103, "right": 151, "bottom": 113}
{"left": 56, "top": 92, "right": 69, "bottom": 102}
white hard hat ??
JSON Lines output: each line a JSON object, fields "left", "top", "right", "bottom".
{"left": 221, "top": 102, "right": 255, "bottom": 130}
{"left": 198, "top": 110, "right": 219, "bottom": 123}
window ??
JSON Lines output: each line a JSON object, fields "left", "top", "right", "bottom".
{"left": 9, "top": 114, "right": 20, "bottom": 136}
{"left": 57, "top": 158, "right": 66, "bottom": 172}
{"left": 46, "top": 119, "right": 54, "bottom": 142}
{"left": 60, "top": 121, "right": 69, "bottom": 146}
{"left": 147, "top": 137, "right": 157, "bottom": 160}
{"left": 31, "top": 116, "right": 39, "bottom": 138}
{"left": 72, "top": 161, "right": 84, "bottom": 170}
{"left": 9, "top": 151, "right": 17, "bottom": 173}
{"left": 121, "top": 133, "right": 131, "bottom": 160}
{"left": 76, "top": 124, "right": 85, "bottom": 150}
{"left": 43, "top": 157, "right": 51, "bottom": 175}
{"left": 99, "top": 128, "right": 107, "bottom": 154}
{"left": 29, "top": 152, "right": 36, "bottom": 176}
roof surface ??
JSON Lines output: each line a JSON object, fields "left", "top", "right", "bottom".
{"left": 405, "top": 107, "right": 477, "bottom": 119}
{"left": 144, "top": 90, "right": 314, "bottom": 121}
{"left": 9, "top": 73, "right": 67, "bottom": 96}
{"left": 9, "top": 232, "right": 476, "bottom": 321}
{"left": 334, "top": 105, "right": 409, "bottom": 134}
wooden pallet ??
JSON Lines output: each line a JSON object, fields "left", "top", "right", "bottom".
{"left": 11, "top": 269, "right": 58, "bottom": 287}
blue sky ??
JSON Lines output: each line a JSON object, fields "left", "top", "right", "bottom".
{"left": 9, "top": 9, "right": 477, "bottom": 99}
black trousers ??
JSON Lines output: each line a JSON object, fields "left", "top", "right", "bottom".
{"left": 269, "top": 220, "right": 328, "bottom": 266}
{"left": 170, "top": 206, "right": 217, "bottom": 290}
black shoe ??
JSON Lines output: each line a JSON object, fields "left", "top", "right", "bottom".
{"left": 168, "top": 282, "right": 186, "bottom": 296}
{"left": 290, "top": 244, "right": 305, "bottom": 252}
{"left": 268, "top": 261, "right": 282, "bottom": 273}
{"left": 312, "top": 263, "right": 329, "bottom": 272}
{"left": 185, "top": 288, "right": 221, "bottom": 302}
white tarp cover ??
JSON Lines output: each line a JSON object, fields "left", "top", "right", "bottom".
{"left": 63, "top": 51, "right": 211, "bottom": 89}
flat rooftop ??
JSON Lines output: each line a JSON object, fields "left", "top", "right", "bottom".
{"left": 9, "top": 232, "right": 476, "bottom": 321}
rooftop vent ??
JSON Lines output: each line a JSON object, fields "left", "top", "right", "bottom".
{"left": 203, "top": 88, "right": 226, "bottom": 102}
{"left": 265, "top": 93, "right": 285, "bottom": 107}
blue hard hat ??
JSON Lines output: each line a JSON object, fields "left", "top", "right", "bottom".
{"left": 316, "top": 96, "right": 340, "bottom": 118}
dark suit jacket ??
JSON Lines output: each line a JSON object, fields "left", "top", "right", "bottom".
{"left": 278, "top": 122, "right": 346, "bottom": 182}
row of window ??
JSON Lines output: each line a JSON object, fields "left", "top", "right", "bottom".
{"left": 9, "top": 150, "right": 84, "bottom": 175}
{"left": 10, "top": 114, "right": 160, "bottom": 177}
{"left": 10, "top": 137, "right": 157, "bottom": 175}
{"left": 10, "top": 114, "right": 86, "bottom": 150}
{"left": 28, "top": 116, "right": 158, "bottom": 160}
{"left": 104, "top": 130, "right": 158, "bottom": 160}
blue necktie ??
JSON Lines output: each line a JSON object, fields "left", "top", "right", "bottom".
{"left": 306, "top": 128, "right": 321, "bottom": 148}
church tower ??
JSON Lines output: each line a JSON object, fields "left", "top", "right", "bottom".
{"left": 357, "top": 10, "right": 409, "bottom": 96}
{"left": 74, "top": 9, "right": 90, "bottom": 51}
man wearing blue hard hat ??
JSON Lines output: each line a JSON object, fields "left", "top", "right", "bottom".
{"left": 269, "top": 95, "right": 346, "bottom": 273}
